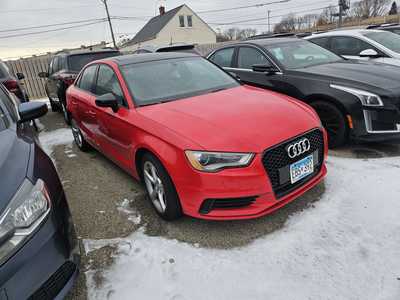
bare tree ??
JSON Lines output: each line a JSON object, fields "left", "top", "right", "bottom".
{"left": 238, "top": 28, "right": 258, "bottom": 39}
{"left": 389, "top": 1, "right": 398, "bottom": 14}
{"left": 273, "top": 14, "right": 297, "bottom": 33}
{"left": 221, "top": 27, "right": 258, "bottom": 40}
{"left": 318, "top": 5, "right": 339, "bottom": 25}
{"left": 351, "top": 0, "right": 390, "bottom": 19}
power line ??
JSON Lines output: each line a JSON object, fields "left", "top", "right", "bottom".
{"left": 0, "top": 20, "right": 106, "bottom": 40}
{"left": 0, "top": 18, "right": 107, "bottom": 33}
{"left": 0, "top": 4, "right": 102, "bottom": 14}
{"left": 209, "top": 4, "right": 339, "bottom": 25}
{"left": 196, "top": 0, "right": 290, "bottom": 14}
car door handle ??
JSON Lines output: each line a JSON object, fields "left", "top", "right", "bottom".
{"left": 88, "top": 110, "right": 96, "bottom": 116}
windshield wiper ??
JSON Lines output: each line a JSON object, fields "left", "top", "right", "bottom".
{"left": 210, "top": 87, "right": 229, "bottom": 93}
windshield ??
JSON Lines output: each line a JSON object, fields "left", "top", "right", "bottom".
{"left": 265, "top": 41, "right": 343, "bottom": 69}
{"left": 363, "top": 31, "right": 400, "bottom": 54}
{"left": 121, "top": 57, "right": 240, "bottom": 106}
{"left": 68, "top": 52, "right": 120, "bottom": 72}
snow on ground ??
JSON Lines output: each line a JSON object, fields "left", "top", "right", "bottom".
{"left": 85, "top": 156, "right": 400, "bottom": 300}
{"left": 38, "top": 128, "right": 74, "bottom": 157}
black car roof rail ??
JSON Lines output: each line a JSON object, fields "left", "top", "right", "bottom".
{"left": 245, "top": 32, "right": 298, "bottom": 40}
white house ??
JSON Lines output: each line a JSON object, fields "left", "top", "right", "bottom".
{"left": 121, "top": 4, "right": 217, "bottom": 51}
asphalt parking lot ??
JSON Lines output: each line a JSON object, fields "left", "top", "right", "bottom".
{"left": 38, "top": 111, "right": 400, "bottom": 299}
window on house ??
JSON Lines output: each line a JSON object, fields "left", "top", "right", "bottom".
{"left": 187, "top": 15, "right": 193, "bottom": 27}
{"left": 179, "top": 15, "right": 185, "bottom": 27}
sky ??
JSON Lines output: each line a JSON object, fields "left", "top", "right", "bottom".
{"left": 0, "top": 0, "right": 338, "bottom": 60}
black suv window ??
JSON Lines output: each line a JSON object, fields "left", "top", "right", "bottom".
{"left": 52, "top": 56, "right": 61, "bottom": 74}
{"left": 330, "top": 36, "right": 377, "bottom": 56}
{"left": 95, "top": 65, "right": 125, "bottom": 106}
{"left": 78, "top": 65, "right": 97, "bottom": 92}
{"left": 237, "top": 47, "right": 271, "bottom": 69}
{"left": 209, "top": 48, "right": 235, "bottom": 68}
{"left": 68, "top": 52, "right": 120, "bottom": 72}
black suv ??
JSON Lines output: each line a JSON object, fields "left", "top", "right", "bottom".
{"left": 39, "top": 49, "right": 120, "bottom": 124}
{"left": 208, "top": 38, "right": 400, "bottom": 147}
{"left": 0, "top": 86, "right": 79, "bottom": 299}
{"left": 0, "top": 60, "right": 29, "bottom": 102}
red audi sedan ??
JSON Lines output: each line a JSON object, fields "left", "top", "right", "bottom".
{"left": 66, "top": 53, "right": 327, "bottom": 221}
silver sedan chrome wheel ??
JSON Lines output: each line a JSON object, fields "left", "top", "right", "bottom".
{"left": 71, "top": 121, "right": 83, "bottom": 148}
{"left": 143, "top": 161, "right": 167, "bottom": 213}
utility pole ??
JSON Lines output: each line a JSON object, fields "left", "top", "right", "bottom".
{"left": 100, "top": 0, "right": 118, "bottom": 49}
{"left": 336, "top": 0, "right": 350, "bottom": 28}
{"left": 268, "top": 10, "right": 271, "bottom": 33}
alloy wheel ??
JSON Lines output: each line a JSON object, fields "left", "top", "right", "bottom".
{"left": 71, "top": 120, "right": 83, "bottom": 148}
{"left": 143, "top": 161, "right": 167, "bottom": 213}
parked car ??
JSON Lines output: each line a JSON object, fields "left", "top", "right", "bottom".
{"left": 0, "top": 60, "right": 29, "bottom": 102}
{"left": 39, "top": 49, "right": 121, "bottom": 124}
{"left": 0, "top": 85, "right": 79, "bottom": 299}
{"left": 66, "top": 52, "right": 327, "bottom": 221}
{"left": 367, "top": 23, "right": 400, "bottom": 35}
{"left": 305, "top": 29, "right": 400, "bottom": 67}
{"left": 207, "top": 38, "right": 400, "bottom": 147}
{"left": 132, "top": 43, "right": 200, "bottom": 55}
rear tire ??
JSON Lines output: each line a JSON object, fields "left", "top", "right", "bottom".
{"left": 71, "top": 118, "right": 91, "bottom": 152}
{"left": 141, "top": 153, "right": 182, "bottom": 221}
{"left": 311, "top": 101, "right": 348, "bottom": 148}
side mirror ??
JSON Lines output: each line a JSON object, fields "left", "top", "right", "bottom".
{"left": 95, "top": 93, "right": 119, "bottom": 112}
{"left": 359, "top": 49, "right": 380, "bottom": 58}
{"left": 18, "top": 102, "right": 48, "bottom": 123}
{"left": 252, "top": 64, "right": 279, "bottom": 74}
{"left": 16, "top": 73, "right": 25, "bottom": 80}
{"left": 38, "top": 72, "right": 49, "bottom": 78}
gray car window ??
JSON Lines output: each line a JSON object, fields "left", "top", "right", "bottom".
{"left": 330, "top": 36, "right": 377, "bottom": 56}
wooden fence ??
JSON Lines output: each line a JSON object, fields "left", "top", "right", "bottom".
{"left": 5, "top": 55, "right": 52, "bottom": 100}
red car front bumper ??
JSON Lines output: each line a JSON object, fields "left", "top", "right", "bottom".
{"left": 171, "top": 152, "right": 327, "bottom": 221}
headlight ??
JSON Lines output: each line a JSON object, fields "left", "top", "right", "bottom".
{"left": 330, "top": 84, "right": 383, "bottom": 106}
{"left": 185, "top": 151, "right": 254, "bottom": 172}
{"left": 0, "top": 179, "right": 50, "bottom": 263}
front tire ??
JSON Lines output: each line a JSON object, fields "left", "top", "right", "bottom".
{"left": 311, "top": 101, "right": 348, "bottom": 148}
{"left": 71, "top": 118, "right": 91, "bottom": 152}
{"left": 141, "top": 153, "right": 182, "bottom": 221}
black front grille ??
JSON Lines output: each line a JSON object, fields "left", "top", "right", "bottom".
{"left": 262, "top": 129, "right": 324, "bottom": 198}
{"left": 29, "top": 262, "right": 76, "bottom": 300}
{"left": 199, "top": 197, "right": 258, "bottom": 214}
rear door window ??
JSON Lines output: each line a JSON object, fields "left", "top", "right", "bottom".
{"left": 95, "top": 65, "right": 126, "bottom": 106}
{"left": 237, "top": 47, "right": 271, "bottom": 69}
{"left": 78, "top": 65, "right": 98, "bottom": 93}
{"left": 209, "top": 48, "right": 235, "bottom": 68}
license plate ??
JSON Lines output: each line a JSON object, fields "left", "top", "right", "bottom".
{"left": 290, "top": 155, "right": 314, "bottom": 184}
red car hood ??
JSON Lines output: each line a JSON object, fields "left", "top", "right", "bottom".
{"left": 137, "top": 86, "right": 321, "bottom": 153}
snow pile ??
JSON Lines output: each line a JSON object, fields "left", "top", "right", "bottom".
{"left": 117, "top": 198, "right": 142, "bottom": 225}
{"left": 86, "top": 156, "right": 400, "bottom": 300}
{"left": 39, "top": 128, "right": 74, "bottom": 156}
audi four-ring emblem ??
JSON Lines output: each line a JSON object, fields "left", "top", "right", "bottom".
{"left": 287, "top": 138, "right": 311, "bottom": 158}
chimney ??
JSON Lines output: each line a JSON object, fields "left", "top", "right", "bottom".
{"left": 159, "top": 5, "right": 165, "bottom": 16}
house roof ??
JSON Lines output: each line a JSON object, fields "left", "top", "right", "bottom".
{"left": 129, "top": 5, "right": 184, "bottom": 45}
